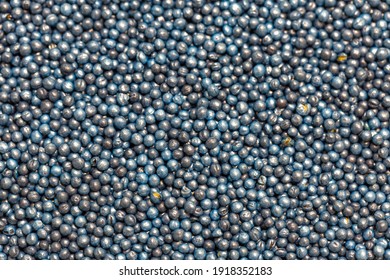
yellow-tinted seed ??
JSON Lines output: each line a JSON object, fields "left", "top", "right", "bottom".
{"left": 49, "top": 43, "right": 57, "bottom": 49}
{"left": 282, "top": 137, "right": 292, "bottom": 147}
{"left": 297, "top": 103, "right": 310, "bottom": 115}
{"left": 302, "top": 104, "right": 309, "bottom": 113}
{"left": 152, "top": 192, "right": 161, "bottom": 199}
{"left": 337, "top": 54, "right": 347, "bottom": 62}
{"left": 6, "top": 14, "right": 12, "bottom": 20}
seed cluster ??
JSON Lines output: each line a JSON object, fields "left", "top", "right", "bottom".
{"left": 1, "top": 0, "right": 390, "bottom": 260}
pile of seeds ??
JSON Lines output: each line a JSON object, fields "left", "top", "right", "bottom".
{"left": 0, "top": 0, "right": 390, "bottom": 260}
